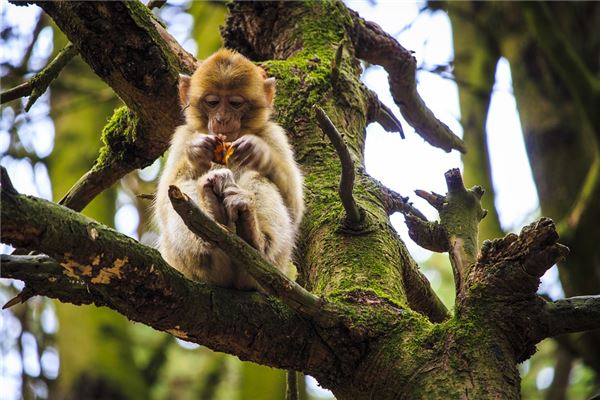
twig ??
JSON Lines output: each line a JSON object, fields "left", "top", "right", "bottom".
{"left": 2, "top": 286, "right": 35, "bottom": 309}
{"left": 314, "top": 106, "right": 363, "bottom": 227}
{"left": 414, "top": 189, "right": 445, "bottom": 211}
{"left": 347, "top": 11, "right": 465, "bottom": 153}
{"left": 167, "top": 185, "right": 326, "bottom": 321}
{"left": 0, "top": 83, "right": 32, "bottom": 105}
{"left": 286, "top": 370, "right": 299, "bottom": 400}
{"left": 0, "top": 43, "right": 77, "bottom": 108}
{"left": 370, "top": 178, "right": 426, "bottom": 220}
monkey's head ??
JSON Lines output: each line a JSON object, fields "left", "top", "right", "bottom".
{"left": 179, "top": 49, "right": 276, "bottom": 141}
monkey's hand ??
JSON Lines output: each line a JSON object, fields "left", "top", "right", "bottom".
{"left": 229, "top": 135, "right": 272, "bottom": 174}
{"left": 187, "top": 134, "right": 219, "bottom": 172}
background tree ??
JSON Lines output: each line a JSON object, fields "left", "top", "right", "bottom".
{"left": 1, "top": 1, "right": 599, "bottom": 399}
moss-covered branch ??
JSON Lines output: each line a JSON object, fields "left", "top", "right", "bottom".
{"left": 365, "top": 90, "right": 404, "bottom": 137}
{"left": 0, "top": 43, "right": 77, "bottom": 107}
{"left": 461, "top": 218, "right": 569, "bottom": 361}
{"left": 0, "top": 177, "right": 339, "bottom": 375}
{"left": 410, "top": 169, "right": 487, "bottom": 298}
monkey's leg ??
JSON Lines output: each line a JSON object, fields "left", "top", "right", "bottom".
{"left": 222, "top": 187, "right": 266, "bottom": 253}
{"left": 198, "top": 169, "right": 236, "bottom": 226}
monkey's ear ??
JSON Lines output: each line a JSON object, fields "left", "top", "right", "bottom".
{"left": 264, "top": 77, "right": 276, "bottom": 105}
{"left": 178, "top": 74, "right": 191, "bottom": 107}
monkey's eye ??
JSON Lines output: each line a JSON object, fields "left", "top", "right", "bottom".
{"left": 204, "top": 95, "right": 220, "bottom": 108}
{"left": 228, "top": 96, "right": 245, "bottom": 109}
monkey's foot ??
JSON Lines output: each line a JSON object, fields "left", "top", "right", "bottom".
{"left": 223, "top": 187, "right": 265, "bottom": 252}
{"left": 199, "top": 169, "right": 236, "bottom": 225}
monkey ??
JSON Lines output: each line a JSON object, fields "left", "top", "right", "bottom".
{"left": 155, "top": 48, "right": 304, "bottom": 290}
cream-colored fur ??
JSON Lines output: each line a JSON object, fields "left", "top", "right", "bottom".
{"left": 155, "top": 123, "right": 303, "bottom": 290}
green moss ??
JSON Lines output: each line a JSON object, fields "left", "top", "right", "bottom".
{"left": 95, "top": 107, "right": 139, "bottom": 169}
{"left": 298, "top": 0, "right": 351, "bottom": 52}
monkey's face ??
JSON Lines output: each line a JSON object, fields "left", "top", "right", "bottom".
{"left": 201, "top": 93, "right": 247, "bottom": 141}
{"left": 179, "top": 49, "right": 276, "bottom": 139}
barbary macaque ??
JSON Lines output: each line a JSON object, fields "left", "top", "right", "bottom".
{"left": 155, "top": 49, "right": 304, "bottom": 290}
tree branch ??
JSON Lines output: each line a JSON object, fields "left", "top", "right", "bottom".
{"left": 412, "top": 169, "right": 487, "bottom": 298}
{"left": 167, "top": 185, "right": 328, "bottom": 323}
{"left": 1, "top": 254, "right": 96, "bottom": 307}
{"left": 33, "top": 1, "right": 197, "bottom": 211}
{"left": 346, "top": 11, "right": 465, "bottom": 153}
{"left": 1, "top": 43, "right": 77, "bottom": 109}
{"left": 0, "top": 177, "right": 337, "bottom": 374}
{"left": 543, "top": 296, "right": 600, "bottom": 337}
{"left": 462, "top": 218, "right": 570, "bottom": 361}
{"left": 314, "top": 106, "right": 364, "bottom": 228}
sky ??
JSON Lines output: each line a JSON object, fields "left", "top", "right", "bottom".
{"left": 0, "top": 1, "right": 564, "bottom": 399}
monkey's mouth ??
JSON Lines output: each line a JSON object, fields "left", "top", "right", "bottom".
{"left": 208, "top": 123, "right": 241, "bottom": 138}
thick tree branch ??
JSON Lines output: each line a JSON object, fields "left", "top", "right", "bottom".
{"left": 314, "top": 106, "right": 364, "bottom": 228}
{"left": 0, "top": 178, "right": 337, "bottom": 375}
{"left": 542, "top": 296, "right": 600, "bottom": 337}
{"left": 167, "top": 185, "right": 328, "bottom": 323}
{"left": 462, "top": 218, "right": 570, "bottom": 361}
{"left": 32, "top": 1, "right": 197, "bottom": 211}
{"left": 346, "top": 11, "right": 465, "bottom": 153}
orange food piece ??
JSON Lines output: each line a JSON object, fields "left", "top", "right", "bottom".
{"left": 213, "top": 136, "right": 234, "bottom": 165}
